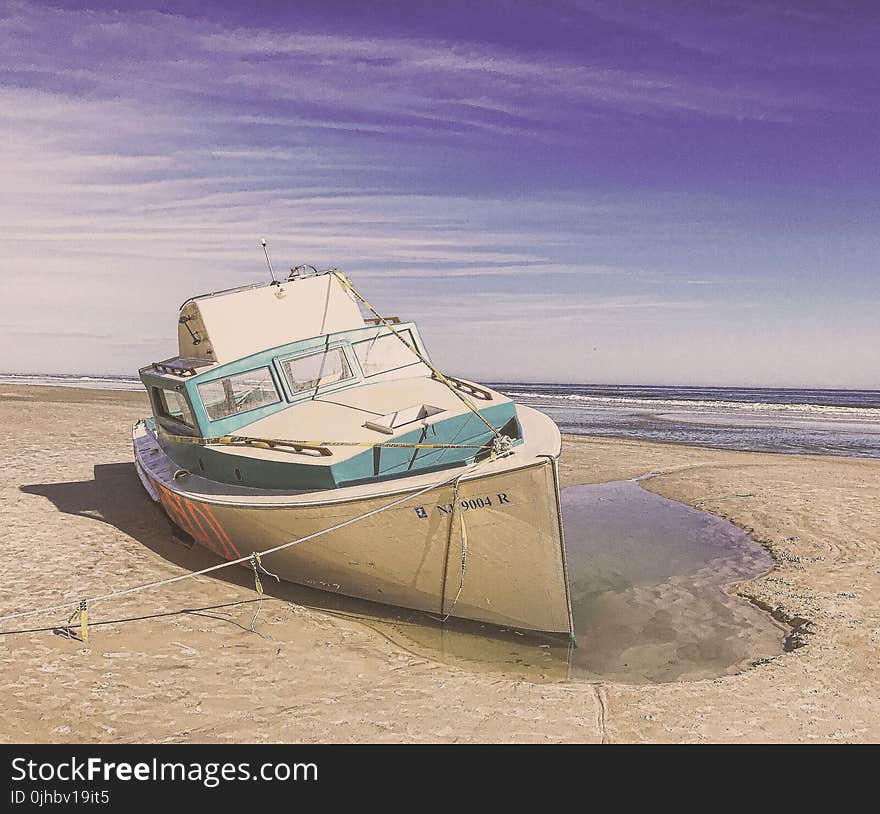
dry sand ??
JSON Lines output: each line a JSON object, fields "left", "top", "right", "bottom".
{"left": 1, "top": 384, "right": 879, "bottom": 743}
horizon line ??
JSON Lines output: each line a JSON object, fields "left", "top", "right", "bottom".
{"left": 1, "top": 371, "right": 878, "bottom": 394}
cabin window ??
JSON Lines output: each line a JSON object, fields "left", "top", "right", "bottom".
{"left": 281, "top": 347, "right": 354, "bottom": 394}
{"left": 353, "top": 330, "right": 424, "bottom": 377}
{"left": 197, "top": 367, "right": 280, "bottom": 421}
{"left": 153, "top": 387, "right": 196, "bottom": 429}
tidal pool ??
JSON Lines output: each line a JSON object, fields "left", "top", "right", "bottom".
{"left": 558, "top": 479, "right": 784, "bottom": 682}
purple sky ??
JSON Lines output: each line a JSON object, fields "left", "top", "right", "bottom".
{"left": 1, "top": 0, "right": 878, "bottom": 386}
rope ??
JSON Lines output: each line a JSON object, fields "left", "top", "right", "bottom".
{"left": 0, "top": 460, "right": 484, "bottom": 631}
{"left": 330, "top": 270, "right": 502, "bottom": 439}
{"left": 248, "top": 552, "right": 280, "bottom": 632}
{"left": 65, "top": 599, "right": 88, "bottom": 642}
{"left": 157, "top": 430, "right": 492, "bottom": 452}
{"left": 439, "top": 475, "right": 469, "bottom": 622}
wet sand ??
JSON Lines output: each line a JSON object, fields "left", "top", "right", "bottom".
{"left": 1, "top": 384, "right": 879, "bottom": 742}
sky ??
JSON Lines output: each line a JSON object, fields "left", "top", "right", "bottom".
{"left": 1, "top": 0, "right": 878, "bottom": 387}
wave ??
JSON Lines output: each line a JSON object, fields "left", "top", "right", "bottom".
{"left": 502, "top": 390, "right": 880, "bottom": 419}
{"left": 0, "top": 373, "right": 142, "bottom": 391}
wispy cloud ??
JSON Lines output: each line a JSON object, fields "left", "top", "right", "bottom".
{"left": 0, "top": 1, "right": 877, "bottom": 385}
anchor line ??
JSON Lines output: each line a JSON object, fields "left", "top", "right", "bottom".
{"left": 0, "top": 458, "right": 486, "bottom": 632}
{"left": 438, "top": 474, "right": 470, "bottom": 622}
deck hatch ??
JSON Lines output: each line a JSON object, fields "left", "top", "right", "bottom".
{"left": 363, "top": 404, "right": 445, "bottom": 435}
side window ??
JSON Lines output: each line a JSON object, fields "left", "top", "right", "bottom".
{"left": 353, "top": 330, "right": 424, "bottom": 377}
{"left": 281, "top": 347, "right": 354, "bottom": 394}
{"left": 154, "top": 387, "right": 196, "bottom": 429}
{"left": 197, "top": 367, "right": 280, "bottom": 421}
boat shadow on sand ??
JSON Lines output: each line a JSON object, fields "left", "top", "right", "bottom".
{"left": 19, "top": 462, "right": 573, "bottom": 682}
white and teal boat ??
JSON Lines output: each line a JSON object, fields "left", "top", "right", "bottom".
{"left": 133, "top": 264, "right": 573, "bottom": 635}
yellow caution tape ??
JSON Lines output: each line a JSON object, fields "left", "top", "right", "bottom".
{"left": 157, "top": 429, "right": 491, "bottom": 452}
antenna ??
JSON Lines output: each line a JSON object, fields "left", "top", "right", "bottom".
{"left": 260, "top": 238, "right": 278, "bottom": 284}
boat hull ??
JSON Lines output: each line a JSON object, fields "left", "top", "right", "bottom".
{"left": 133, "top": 425, "right": 573, "bottom": 635}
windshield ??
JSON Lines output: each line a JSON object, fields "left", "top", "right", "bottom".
{"left": 153, "top": 386, "right": 196, "bottom": 428}
{"left": 353, "top": 330, "right": 425, "bottom": 377}
{"left": 281, "top": 347, "right": 354, "bottom": 394}
{"left": 197, "top": 367, "right": 280, "bottom": 421}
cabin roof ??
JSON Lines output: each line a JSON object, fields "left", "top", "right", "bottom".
{"left": 177, "top": 273, "right": 364, "bottom": 365}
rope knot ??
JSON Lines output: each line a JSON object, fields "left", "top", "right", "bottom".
{"left": 66, "top": 599, "right": 88, "bottom": 642}
{"left": 490, "top": 434, "right": 514, "bottom": 460}
{"left": 248, "top": 553, "right": 281, "bottom": 633}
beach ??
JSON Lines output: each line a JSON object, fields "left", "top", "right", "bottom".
{"left": 2, "top": 384, "right": 879, "bottom": 743}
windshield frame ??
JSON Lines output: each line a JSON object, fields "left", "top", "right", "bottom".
{"left": 274, "top": 341, "right": 360, "bottom": 401}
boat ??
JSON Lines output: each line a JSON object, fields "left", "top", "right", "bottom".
{"left": 132, "top": 259, "right": 574, "bottom": 636}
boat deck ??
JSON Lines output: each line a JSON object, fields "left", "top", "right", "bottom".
{"left": 135, "top": 404, "right": 561, "bottom": 508}
{"left": 207, "top": 375, "right": 514, "bottom": 467}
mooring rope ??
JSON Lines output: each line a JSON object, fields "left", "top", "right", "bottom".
{"left": 248, "top": 552, "right": 281, "bottom": 632}
{"left": 154, "top": 430, "right": 516, "bottom": 465}
{"left": 439, "top": 475, "right": 469, "bottom": 622}
{"left": 0, "top": 458, "right": 489, "bottom": 632}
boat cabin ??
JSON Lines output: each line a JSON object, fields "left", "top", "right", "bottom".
{"left": 139, "top": 271, "right": 521, "bottom": 490}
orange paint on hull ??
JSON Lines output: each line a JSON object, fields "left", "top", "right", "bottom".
{"left": 155, "top": 481, "right": 241, "bottom": 560}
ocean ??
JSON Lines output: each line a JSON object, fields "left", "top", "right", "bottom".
{"left": 0, "top": 372, "right": 143, "bottom": 391}
{"left": 490, "top": 382, "right": 880, "bottom": 459}
{"left": 3, "top": 374, "right": 879, "bottom": 459}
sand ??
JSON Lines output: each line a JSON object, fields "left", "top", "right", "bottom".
{"left": 1, "top": 384, "right": 879, "bottom": 743}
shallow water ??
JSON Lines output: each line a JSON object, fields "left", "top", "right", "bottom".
{"left": 351, "top": 479, "right": 785, "bottom": 684}
{"left": 559, "top": 480, "right": 783, "bottom": 682}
